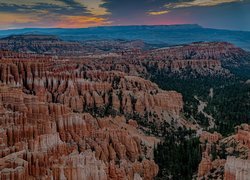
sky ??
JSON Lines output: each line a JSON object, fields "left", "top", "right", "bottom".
{"left": 0, "top": 0, "right": 249, "bottom": 31}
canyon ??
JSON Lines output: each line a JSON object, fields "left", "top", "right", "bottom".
{"left": 0, "top": 80, "right": 161, "bottom": 179}
{"left": 0, "top": 35, "right": 249, "bottom": 179}
{"left": 0, "top": 48, "right": 184, "bottom": 179}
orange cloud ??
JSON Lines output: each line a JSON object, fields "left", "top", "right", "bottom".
{"left": 0, "top": 0, "right": 110, "bottom": 29}
{"left": 0, "top": 12, "right": 39, "bottom": 28}
{"left": 0, "top": 12, "right": 37, "bottom": 23}
{"left": 55, "top": 15, "right": 110, "bottom": 28}
{"left": 0, "top": 11, "right": 110, "bottom": 29}
{"left": 148, "top": 10, "right": 169, "bottom": 15}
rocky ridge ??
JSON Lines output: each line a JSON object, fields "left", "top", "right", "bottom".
{"left": 0, "top": 55, "right": 185, "bottom": 128}
{"left": 0, "top": 38, "right": 249, "bottom": 179}
{"left": 197, "top": 124, "right": 250, "bottom": 179}
{"left": 145, "top": 42, "right": 249, "bottom": 65}
{"left": 0, "top": 35, "right": 85, "bottom": 55}
{"left": 0, "top": 35, "right": 152, "bottom": 56}
{"left": 0, "top": 83, "right": 160, "bottom": 179}
{"left": 2, "top": 35, "right": 249, "bottom": 77}
{"left": 0, "top": 50, "right": 188, "bottom": 179}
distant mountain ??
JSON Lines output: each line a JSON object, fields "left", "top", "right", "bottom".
{"left": 0, "top": 34, "right": 157, "bottom": 55}
{"left": 1, "top": 34, "right": 60, "bottom": 41}
{"left": 1, "top": 24, "right": 250, "bottom": 50}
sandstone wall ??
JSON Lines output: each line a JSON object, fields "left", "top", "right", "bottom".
{"left": 0, "top": 84, "right": 159, "bottom": 179}
{"left": 224, "top": 156, "right": 250, "bottom": 180}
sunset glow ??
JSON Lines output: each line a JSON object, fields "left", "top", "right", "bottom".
{"left": 0, "top": 0, "right": 249, "bottom": 30}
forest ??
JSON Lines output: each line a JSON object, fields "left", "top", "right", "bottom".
{"left": 152, "top": 66, "right": 250, "bottom": 178}
{"left": 154, "top": 128, "right": 201, "bottom": 180}
{"left": 151, "top": 67, "right": 250, "bottom": 136}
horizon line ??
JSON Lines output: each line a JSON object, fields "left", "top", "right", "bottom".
{"left": 0, "top": 24, "right": 249, "bottom": 33}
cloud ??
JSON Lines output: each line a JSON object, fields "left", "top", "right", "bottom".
{"left": 0, "top": 13, "right": 109, "bottom": 29}
{"left": 0, "top": 0, "right": 90, "bottom": 16}
{"left": 0, "top": 0, "right": 66, "bottom": 7}
{"left": 165, "top": 0, "right": 242, "bottom": 9}
{"left": 0, "top": 12, "right": 43, "bottom": 28}
{"left": 55, "top": 15, "right": 110, "bottom": 28}
{"left": 0, "top": 0, "right": 110, "bottom": 16}
{"left": 75, "top": 0, "right": 109, "bottom": 16}
{"left": 145, "top": 0, "right": 243, "bottom": 16}
{"left": 148, "top": 10, "right": 170, "bottom": 15}
{"left": 101, "top": 0, "right": 242, "bottom": 19}
{"left": 0, "top": 0, "right": 248, "bottom": 30}
{"left": 101, "top": 0, "right": 168, "bottom": 24}
{"left": 0, "top": 0, "right": 110, "bottom": 28}
{"left": 0, "top": 12, "right": 38, "bottom": 23}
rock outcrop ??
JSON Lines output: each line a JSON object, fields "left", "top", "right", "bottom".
{"left": 198, "top": 155, "right": 226, "bottom": 178}
{"left": 0, "top": 84, "right": 159, "bottom": 179}
{"left": 0, "top": 35, "right": 149, "bottom": 56}
{"left": 197, "top": 131, "right": 226, "bottom": 179}
{"left": 144, "top": 42, "right": 249, "bottom": 65}
{"left": 0, "top": 55, "right": 184, "bottom": 130}
{"left": 1, "top": 39, "right": 248, "bottom": 179}
{"left": 198, "top": 125, "right": 250, "bottom": 180}
{"left": 2, "top": 39, "right": 248, "bottom": 77}
{"left": 0, "top": 35, "right": 86, "bottom": 56}
{"left": 224, "top": 156, "right": 250, "bottom": 180}
{"left": 235, "top": 124, "right": 250, "bottom": 149}
{"left": 199, "top": 131, "right": 222, "bottom": 144}
{"left": 0, "top": 49, "right": 189, "bottom": 179}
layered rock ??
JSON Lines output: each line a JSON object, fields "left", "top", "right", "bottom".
{"left": 0, "top": 83, "right": 159, "bottom": 179}
{"left": 0, "top": 35, "right": 150, "bottom": 56}
{"left": 198, "top": 126, "right": 250, "bottom": 180}
{"left": 144, "top": 42, "right": 249, "bottom": 65}
{"left": 2, "top": 40, "right": 248, "bottom": 78}
{"left": 0, "top": 35, "right": 86, "bottom": 56}
{"left": 199, "top": 131, "right": 222, "bottom": 144}
{"left": 235, "top": 124, "right": 250, "bottom": 149}
{"left": 198, "top": 155, "right": 226, "bottom": 178}
{"left": 0, "top": 57, "right": 184, "bottom": 129}
{"left": 224, "top": 156, "right": 250, "bottom": 180}
{"left": 197, "top": 131, "right": 226, "bottom": 179}
{"left": 1, "top": 40, "right": 247, "bottom": 179}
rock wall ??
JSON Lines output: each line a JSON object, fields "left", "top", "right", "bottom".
{"left": 197, "top": 131, "right": 226, "bottom": 179}
{"left": 198, "top": 126, "right": 250, "bottom": 180}
{"left": 235, "top": 124, "right": 250, "bottom": 149}
{"left": 0, "top": 50, "right": 188, "bottom": 179}
{"left": 199, "top": 131, "right": 222, "bottom": 144}
{"left": 0, "top": 84, "right": 159, "bottom": 179}
{"left": 0, "top": 35, "right": 86, "bottom": 55}
{"left": 1, "top": 41, "right": 245, "bottom": 179}
{"left": 2, "top": 40, "right": 242, "bottom": 78}
{"left": 144, "top": 42, "right": 248, "bottom": 64}
{"left": 224, "top": 156, "right": 250, "bottom": 180}
{"left": 0, "top": 57, "right": 184, "bottom": 128}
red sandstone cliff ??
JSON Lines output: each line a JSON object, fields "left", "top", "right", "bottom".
{"left": 0, "top": 55, "right": 185, "bottom": 129}
{"left": 0, "top": 50, "right": 189, "bottom": 179}
{"left": 2, "top": 40, "right": 246, "bottom": 78}
{"left": 144, "top": 42, "right": 248, "bottom": 63}
{"left": 0, "top": 84, "right": 159, "bottom": 179}
{"left": 224, "top": 156, "right": 250, "bottom": 180}
{"left": 197, "top": 125, "right": 250, "bottom": 180}
{"left": 1, "top": 40, "right": 247, "bottom": 179}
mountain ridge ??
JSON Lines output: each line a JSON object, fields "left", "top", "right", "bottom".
{"left": 1, "top": 24, "right": 250, "bottom": 50}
